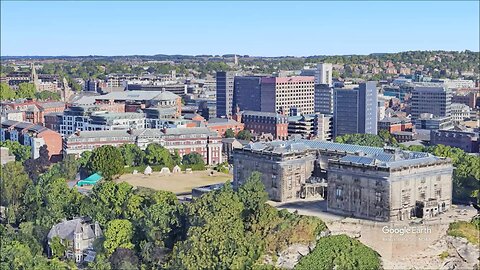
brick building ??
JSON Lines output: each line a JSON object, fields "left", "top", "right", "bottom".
{"left": 63, "top": 127, "right": 222, "bottom": 165}
{"left": 1, "top": 101, "right": 66, "bottom": 125}
{"left": 1, "top": 120, "right": 62, "bottom": 161}
{"left": 242, "top": 111, "right": 288, "bottom": 140}
{"left": 378, "top": 117, "right": 413, "bottom": 133}
{"left": 205, "top": 118, "right": 244, "bottom": 137}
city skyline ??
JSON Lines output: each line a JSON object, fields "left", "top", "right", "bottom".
{"left": 1, "top": 1, "right": 479, "bottom": 56}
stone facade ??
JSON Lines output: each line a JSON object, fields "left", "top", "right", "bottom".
{"left": 233, "top": 140, "right": 453, "bottom": 222}
{"left": 327, "top": 156, "right": 453, "bottom": 221}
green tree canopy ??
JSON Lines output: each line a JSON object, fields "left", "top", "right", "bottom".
{"left": 335, "top": 133, "right": 387, "bottom": 147}
{"left": 144, "top": 143, "right": 173, "bottom": 167}
{"left": 0, "top": 83, "right": 15, "bottom": 100}
{"left": 236, "top": 130, "right": 252, "bottom": 141}
{"left": 34, "top": 91, "right": 61, "bottom": 101}
{"left": 16, "top": 83, "right": 36, "bottom": 99}
{"left": 224, "top": 128, "right": 235, "bottom": 138}
{"left": 103, "top": 219, "right": 135, "bottom": 255}
{"left": 87, "top": 145, "right": 124, "bottom": 180}
{"left": 0, "top": 162, "right": 32, "bottom": 224}
{"left": 0, "top": 140, "right": 31, "bottom": 162}
{"left": 182, "top": 152, "right": 205, "bottom": 170}
{"left": 295, "top": 235, "right": 381, "bottom": 270}
{"left": 120, "top": 144, "right": 145, "bottom": 167}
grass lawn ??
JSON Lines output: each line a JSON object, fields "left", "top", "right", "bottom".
{"left": 115, "top": 170, "right": 232, "bottom": 194}
{"left": 447, "top": 221, "right": 480, "bottom": 246}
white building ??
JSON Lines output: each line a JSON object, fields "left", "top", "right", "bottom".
{"left": 450, "top": 103, "right": 471, "bottom": 122}
{"left": 315, "top": 63, "right": 333, "bottom": 86}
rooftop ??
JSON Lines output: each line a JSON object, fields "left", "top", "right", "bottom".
{"left": 96, "top": 90, "right": 179, "bottom": 101}
{"left": 241, "top": 139, "right": 447, "bottom": 169}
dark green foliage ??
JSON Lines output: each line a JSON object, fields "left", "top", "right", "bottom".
{"left": 169, "top": 184, "right": 262, "bottom": 269}
{"left": 57, "top": 154, "right": 80, "bottom": 180}
{"left": 34, "top": 91, "right": 61, "bottom": 101}
{"left": 0, "top": 224, "right": 74, "bottom": 269}
{"left": 109, "top": 248, "right": 139, "bottom": 270}
{"left": 87, "top": 145, "right": 124, "bottom": 180}
{"left": 295, "top": 235, "right": 381, "bottom": 270}
{"left": 213, "top": 162, "right": 230, "bottom": 174}
{"left": 335, "top": 133, "right": 395, "bottom": 147}
{"left": 144, "top": 143, "right": 174, "bottom": 168}
{"left": 82, "top": 181, "right": 134, "bottom": 225}
{"left": 120, "top": 144, "right": 145, "bottom": 167}
{"left": 237, "top": 129, "right": 252, "bottom": 141}
{"left": 0, "top": 140, "right": 31, "bottom": 162}
{"left": 224, "top": 128, "right": 235, "bottom": 138}
{"left": 50, "top": 236, "right": 66, "bottom": 259}
{"left": 182, "top": 152, "right": 205, "bottom": 170}
{"left": 0, "top": 162, "right": 32, "bottom": 224}
{"left": 169, "top": 173, "right": 327, "bottom": 269}
{"left": 24, "top": 145, "right": 51, "bottom": 182}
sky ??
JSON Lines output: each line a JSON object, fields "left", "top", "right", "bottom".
{"left": 1, "top": 1, "right": 479, "bottom": 57}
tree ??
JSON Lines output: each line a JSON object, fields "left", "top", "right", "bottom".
{"left": 224, "top": 128, "right": 235, "bottom": 138}
{"left": 87, "top": 145, "right": 124, "bottom": 180}
{"left": 170, "top": 185, "right": 260, "bottom": 269}
{"left": 0, "top": 83, "right": 15, "bottom": 100}
{"left": 34, "top": 91, "right": 61, "bottom": 101}
{"left": 182, "top": 152, "right": 205, "bottom": 170}
{"left": 78, "top": 151, "right": 93, "bottom": 168}
{"left": 236, "top": 130, "right": 252, "bottom": 141}
{"left": 295, "top": 235, "right": 381, "bottom": 270}
{"left": 143, "top": 191, "right": 181, "bottom": 248}
{"left": 50, "top": 236, "right": 66, "bottom": 259}
{"left": 0, "top": 162, "right": 32, "bottom": 224}
{"left": 120, "top": 144, "right": 145, "bottom": 167}
{"left": 335, "top": 133, "right": 386, "bottom": 147}
{"left": 58, "top": 154, "right": 79, "bottom": 180}
{"left": 171, "top": 150, "right": 181, "bottom": 166}
{"left": 83, "top": 181, "right": 133, "bottom": 225}
{"left": 0, "top": 140, "right": 31, "bottom": 162}
{"left": 16, "top": 83, "right": 36, "bottom": 99}
{"left": 109, "top": 248, "right": 139, "bottom": 270}
{"left": 103, "top": 219, "right": 134, "bottom": 255}
{"left": 24, "top": 145, "right": 51, "bottom": 183}
{"left": 238, "top": 172, "right": 268, "bottom": 222}
{"left": 144, "top": 143, "right": 173, "bottom": 167}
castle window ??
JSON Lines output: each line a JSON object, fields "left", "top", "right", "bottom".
{"left": 375, "top": 192, "right": 382, "bottom": 203}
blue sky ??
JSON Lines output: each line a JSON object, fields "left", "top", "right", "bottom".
{"left": 1, "top": 1, "right": 478, "bottom": 56}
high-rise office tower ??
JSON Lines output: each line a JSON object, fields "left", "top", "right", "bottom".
{"left": 216, "top": 71, "right": 235, "bottom": 118}
{"left": 315, "top": 63, "right": 333, "bottom": 86}
{"left": 260, "top": 76, "right": 315, "bottom": 114}
{"left": 333, "top": 81, "right": 378, "bottom": 137}
{"left": 411, "top": 84, "right": 452, "bottom": 120}
{"left": 314, "top": 84, "right": 334, "bottom": 115}
{"left": 233, "top": 76, "right": 263, "bottom": 112}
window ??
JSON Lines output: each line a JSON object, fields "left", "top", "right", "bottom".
{"left": 335, "top": 186, "right": 343, "bottom": 200}
{"left": 375, "top": 192, "right": 382, "bottom": 203}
